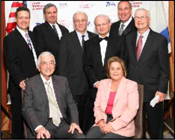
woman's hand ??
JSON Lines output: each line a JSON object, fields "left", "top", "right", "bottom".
{"left": 103, "top": 123, "right": 115, "bottom": 134}
{"left": 97, "top": 119, "right": 106, "bottom": 133}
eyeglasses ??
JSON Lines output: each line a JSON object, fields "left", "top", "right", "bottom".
{"left": 96, "top": 22, "right": 109, "bottom": 28}
{"left": 134, "top": 16, "right": 148, "bottom": 20}
{"left": 74, "top": 19, "right": 87, "bottom": 23}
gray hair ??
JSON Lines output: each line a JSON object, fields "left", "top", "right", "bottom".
{"left": 73, "top": 11, "right": 88, "bottom": 21}
{"left": 37, "top": 51, "right": 56, "bottom": 67}
{"left": 43, "top": 3, "right": 57, "bottom": 14}
{"left": 118, "top": 1, "right": 132, "bottom": 9}
{"left": 134, "top": 8, "right": 150, "bottom": 18}
{"left": 94, "top": 14, "right": 111, "bottom": 25}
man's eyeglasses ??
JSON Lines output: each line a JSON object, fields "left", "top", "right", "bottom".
{"left": 96, "top": 22, "right": 109, "bottom": 28}
{"left": 135, "top": 16, "right": 148, "bottom": 20}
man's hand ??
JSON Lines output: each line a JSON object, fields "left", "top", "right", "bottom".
{"left": 36, "top": 126, "right": 51, "bottom": 139}
{"left": 155, "top": 91, "right": 166, "bottom": 103}
{"left": 103, "top": 123, "right": 115, "bottom": 134}
{"left": 19, "top": 80, "right": 26, "bottom": 90}
{"left": 97, "top": 119, "right": 106, "bottom": 134}
{"left": 68, "top": 123, "right": 83, "bottom": 134}
{"left": 95, "top": 82, "right": 100, "bottom": 89}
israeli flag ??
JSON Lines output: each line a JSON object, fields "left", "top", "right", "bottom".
{"left": 149, "top": 1, "right": 171, "bottom": 100}
{"left": 149, "top": 1, "right": 171, "bottom": 53}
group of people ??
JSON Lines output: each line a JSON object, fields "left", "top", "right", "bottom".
{"left": 3, "top": 1, "right": 169, "bottom": 139}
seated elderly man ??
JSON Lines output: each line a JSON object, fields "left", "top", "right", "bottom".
{"left": 22, "top": 51, "right": 85, "bottom": 139}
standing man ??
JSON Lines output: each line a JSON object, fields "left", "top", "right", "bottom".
{"left": 3, "top": 7, "right": 39, "bottom": 138}
{"left": 33, "top": 3, "right": 69, "bottom": 74}
{"left": 83, "top": 14, "right": 126, "bottom": 133}
{"left": 22, "top": 51, "right": 84, "bottom": 138}
{"left": 110, "top": 1, "right": 136, "bottom": 37}
{"left": 126, "top": 8, "right": 169, "bottom": 138}
{"left": 58, "top": 11, "right": 97, "bottom": 131}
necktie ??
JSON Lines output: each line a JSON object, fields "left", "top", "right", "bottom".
{"left": 118, "top": 23, "right": 125, "bottom": 36}
{"left": 81, "top": 35, "right": 85, "bottom": 50}
{"left": 45, "top": 82, "right": 61, "bottom": 126}
{"left": 99, "top": 36, "right": 109, "bottom": 42}
{"left": 25, "top": 33, "right": 32, "bottom": 50}
{"left": 52, "top": 25, "right": 58, "bottom": 36}
{"left": 136, "top": 35, "right": 143, "bottom": 61}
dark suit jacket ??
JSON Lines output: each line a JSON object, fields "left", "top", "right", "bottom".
{"left": 22, "top": 75, "right": 78, "bottom": 135}
{"left": 4, "top": 28, "right": 39, "bottom": 97}
{"left": 33, "top": 21, "right": 69, "bottom": 59}
{"left": 83, "top": 35, "right": 127, "bottom": 88}
{"left": 110, "top": 17, "right": 137, "bottom": 37}
{"left": 58, "top": 31, "right": 97, "bottom": 96}
{"left": 126, "top": 29, "right": 169, "bottom": 102}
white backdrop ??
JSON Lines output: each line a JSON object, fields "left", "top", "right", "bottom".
{"left": 5, "top": 1, "right": 169, "bottom": 33}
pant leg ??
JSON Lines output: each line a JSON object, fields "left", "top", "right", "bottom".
{"left": 103, "top": 133, "right": 131, "bottom": 138}
{"left": 11, "top": 95, "right": 24, "bottom": 138}
{"left": 54, "top": 119, "right": 85, "bottom": 138}
{"left": 86, "top": 126, "right": 104, "bottom": 138}
{"left": 145, "top": 102, "right": 164, "bottom": 138}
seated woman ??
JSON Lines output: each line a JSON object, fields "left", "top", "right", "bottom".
{"left": 86, "top": 56, "right": 139, "bottom": 138}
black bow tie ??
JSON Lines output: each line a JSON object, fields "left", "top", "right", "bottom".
{"left": 99, "top": 36, "right": 109, "bottom": 42}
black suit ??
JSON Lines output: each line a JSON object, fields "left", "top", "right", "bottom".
{"left": 126, "top": 29, "right": 169, "bottom": 138}
{"left": 110, "top": 17, "right": 136, "bottom": 37}
{"left": 33, "top": 21, "right": 69, "bottom": 74}
{"left": 83, "top": 35, "right": 126, "bottom": 133}
{"left": 22, "top": 75, "right": 84, "bottom": 138}
{"left": 58, "top": 30, "right": 97, "bottom": 130}
{"left": 3, "top": 28, "right": 39, "bottom": 138}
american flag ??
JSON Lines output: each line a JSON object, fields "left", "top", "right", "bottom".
{"left": 6, "top": 1, "right": 27, "bottom": 34}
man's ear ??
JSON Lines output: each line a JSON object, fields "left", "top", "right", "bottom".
{"left": 37, "top": 66, "right": 40, "bottom": 72}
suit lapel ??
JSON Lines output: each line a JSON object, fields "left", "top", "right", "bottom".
{"left": 130, "top": 32, "right": 138, "bottom": 62}
{"left": 71, "top": 31, "right": 83, "bottom": 53}
{"left": 15, "top": 29, "right": 33, "bottom": 52}
{"left": 45, "top": 21, "right": 59, "bottom": 40}
{"left": 36, "top": 75, "right": 49, "bottom": 116}
{"left": 122, "top": 18, "right": 134, "bottom": 36}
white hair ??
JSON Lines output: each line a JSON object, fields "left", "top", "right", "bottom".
{"left": 73, "top": 11, "right": 88, "bottom": 21}
{"left": 37, "top": 51, "right": 56, "bottom": 67}
{"left": 94, "top": 14, "right": 111, "bottom": 25}
{"left": 134, "top": 8, "right": 150, "bottom": 18}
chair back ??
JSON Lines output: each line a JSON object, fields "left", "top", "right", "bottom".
{"left": 134, "top": 84, "right": 144, "bottom": 138}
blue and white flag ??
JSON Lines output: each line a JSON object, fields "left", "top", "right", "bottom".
{"left": 149, "top": 1, "right": 171, "bottom": 53}
{"left": 149, "top": 1, "right": 171, "bottom": 99}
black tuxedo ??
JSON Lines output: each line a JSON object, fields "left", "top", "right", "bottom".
{"left": 110, "top": 17, "right": 136, "bottom": 37}
{"left": 33, "top": 21, "right": 69, "bottom": 60}
{"left": 126, "top": 29, "right": 169, "bottom": 138}
{"left": 83, "top": 35, "right": 126, "bottom": 89}
{"left": 22, "top": 75, "right": 84, "bottom": 138}
{"left": 3, "top": 28, "right": 39, "bottom": 138}
{"left": 82, "top": 35, "right": 126, "bottom": 133}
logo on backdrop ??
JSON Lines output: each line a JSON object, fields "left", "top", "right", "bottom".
{"left": 106, "top": 1, "right": 116, "bottom": 7}
{"left": 32, "top": 2, "right": 45, "bottom": 10}
{"left": 130, "top": 1, "right": 143, "bottom": 8}
{"left": 58, "top": 2, "right": 68, "bottom": 9}
{"left": 79, "top": 2, "right": 95, "bottom": 9}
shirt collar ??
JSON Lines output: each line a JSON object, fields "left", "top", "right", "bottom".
{"left": 120, "top": 16, "right": 133, "bottom": 28}
{"left": 40, "top": 73, "right": 52, "bottom": 84}
{"left": 137, "top": 28, "right": 150, "bottom": 38}
{"left": 76, "top": 30, "right": 88, "bottom": 37}
{"left": 16, "top": 26, "right": 28, "bottom": 36}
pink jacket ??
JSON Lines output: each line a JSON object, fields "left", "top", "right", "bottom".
{"left": 93, "top": 76, "right": 139, "bottom": 137}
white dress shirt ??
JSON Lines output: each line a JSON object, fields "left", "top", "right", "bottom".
{"left": 76, "top": 30, "right": 89, "bottom": 46}
{"left": 119, "top": 16, "right": 133, "bottom": 31}
{"left": 136, "top": 28, "right": 150, "bottom": 54}
{"left": 16, "top": 26, "right": 38, "bottom": 68}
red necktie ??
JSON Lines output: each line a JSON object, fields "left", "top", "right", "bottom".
{"left": 136, "top": 35, "right": 143, "bottom": 61}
